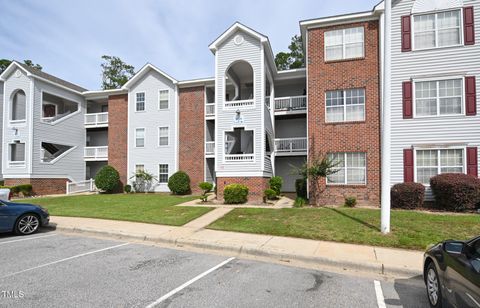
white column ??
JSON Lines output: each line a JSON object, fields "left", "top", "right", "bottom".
{"left": 381, "top": 0, "right": 392, "bottom": 234}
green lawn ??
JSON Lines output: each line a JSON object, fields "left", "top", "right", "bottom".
{"left": 23, "top": 194, "right": 213, "bottom": 226}
{"left": 208, "top": 207, "right": 480, "bottom": 250}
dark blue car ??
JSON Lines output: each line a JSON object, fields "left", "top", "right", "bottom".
{"left": 0, "top": 200, "right": 50, "bottom": 235}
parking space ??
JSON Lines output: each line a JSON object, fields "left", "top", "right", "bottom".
{"left": 0, "top": 232, "right": 429, "bottom": 308}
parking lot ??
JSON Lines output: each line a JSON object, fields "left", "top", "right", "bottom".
{"left": 0, "top": 230, "right": 429, "bottom": 307}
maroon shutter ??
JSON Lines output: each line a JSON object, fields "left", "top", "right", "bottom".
{"left": 404, "top": 149, "right": 414, "bottom": 182}
{"left": 467, "top": 147, "right": 478, "bottom": 177}
{"left": 464, "top": 7, "right": 475, "bottom": 45}
{"left": 403, "top": 81, "right": 413, "bottom": 118}
{"left": 465, "top": 76, "right": 477, "bottom": 116}
{"left": 401, "top": 15, "right": 412, "bottom": 52}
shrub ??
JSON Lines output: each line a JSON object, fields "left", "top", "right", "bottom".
{"left": 295, "top": 178, "right": 307, "bottom": 199}
{"left": 294, "top": 197, "right": 307, "bottom": 208}
{"left": 168, "top": 171, "right": 191, "bottom": 195}
{"left": 269, "top": 176, "right": 283, "bottom": 196}
{"left": 344, "top": 197, "right": 357, "bottom": 208}
{"left": 224, "top": 184, "right": 249, "bottom": 204}
{"left": 16, "top": 184, "right": 33, "bottom": 197}
{"left": 391, "top": 182, "right": 425, "bottom": 209}
{"left": 94, "top": 165, "right": 120, "bottom": 193}
{"left": 124, "top": 185, "right": 132, "bottom": 193}
{"left": 430, "top": 173, "right": 480, "bottom": 212}
{"left": 264, "top": 188, "right": 277, "bottom": 201}
{"left": 199, "top": 182, "right": 214, "bottom": 202}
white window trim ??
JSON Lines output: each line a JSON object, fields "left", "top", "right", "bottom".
{"left": 10, "top": 89, "right": 27, "bottom": 123}
{"left": 413, "top": 146, "right": 467, "bottom": 186}
{"left": 223, "top": 61, "right": 256, "bottom": 110}
{"left": 222, "top": 126, "right": 256, "bottom": 164}
{"left": 412, "top": 76, "right": 465, "bottom": 118}
{"left": 157, "top": 126, "right": 169, "bottom": 147}
{"left": 8, "top": 142, "right": 26, "bottom": 164}
{"left": 324, "top": 26, "right": 365, "bottom": 62}
{"left": 412, "top": 8, "right": 464, "bottom": 51}
{"left": 158, "top": 89, "right": 170, "bottom": 110}
{"left": 135, "top": 91, "right": 146, "bottom": 112}
{"left": 135, "top": 127, "right": 146, "bottom": 148}
{"left": 158, "top": 164, "right": 169, "bottom": 184}
{"left": 326, "top": 152, "right": 367, "bottom": 186}
{"left": 325, "top": 88, "right": 366, "bottom": 123}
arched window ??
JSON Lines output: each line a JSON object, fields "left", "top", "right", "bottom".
{"left": 225, "top": 61, "right": 254, "bottom": 102}
{"left": 11, "top": 90, "right": 26, "bottom": 121}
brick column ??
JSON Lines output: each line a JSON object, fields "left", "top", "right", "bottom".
{"left": 108, "top": 94, "right": 129, "bottom": 187}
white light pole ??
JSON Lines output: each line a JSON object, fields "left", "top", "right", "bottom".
{"left": 381, "top": 0, "right": 392, "bottom": 234}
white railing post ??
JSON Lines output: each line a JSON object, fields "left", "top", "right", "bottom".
{"left": 66, "top": 182, "right": 70, "bottom": 195}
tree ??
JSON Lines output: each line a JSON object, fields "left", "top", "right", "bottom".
{"left": 0, "top": 59, "right": 43, "bottom": 74}
{"left": 101, "top": 55, "right": 135, "bottom": 90}
{"left": 130, "top": 170, "right": 157, "bottom": 193}
{"left": 274, "top": 35, "right": 304, "bottom": 71}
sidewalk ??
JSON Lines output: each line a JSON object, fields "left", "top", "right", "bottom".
{"left": 47, "top": 212, "right": 424, "bottom": 278}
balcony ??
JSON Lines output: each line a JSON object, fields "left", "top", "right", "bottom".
{"left": 84, "top": 146, "right": 108, "bottom": 161}
{"left": 205, "top": 141, "right": 215, "bottom": 157}
{"left": 274, "top": 96, "right": 307, "bottom": 114}
{"left": 274, "top": 137, "right": 307, "bottom": 156}
{"left": 205, "top": 103, "right": 215, "bottom": 118}
{"left": 85, "top": 112, "right": 108, "bottom": 128}
{"left": 225, "top": 154, "right": 254, "bottom": 162}
{"left": 224, "top": 99, "right": 254, "bottom": 109}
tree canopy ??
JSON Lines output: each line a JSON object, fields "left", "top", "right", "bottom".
{"left": 101, "top": 55, "right": 135, "bottom": 90}
{"left": 274, "top": 35, "right": 305, "bottom": 71}
{"left": 0, "top": 59, "right": 43, "bottom": 74}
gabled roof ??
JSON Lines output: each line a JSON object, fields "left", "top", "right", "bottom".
{"left": 122, "top": 63, "right": 178, "bottom": 89}
{"left": 0, "top": 61, "right": 88, "bottom": 93}
{"left": 208, "top": 22, "right": 269, "bottom": 53}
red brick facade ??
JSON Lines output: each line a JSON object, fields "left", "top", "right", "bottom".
{"left": 216, "top": 177, "right": 270, "bottom": 204}
{"left": 307, "top": 21, "right": 381, "bottom": 206}
{"left": 179, "top": 86, "right": 205, "bottom": 194}
{"left": 5, "top": 178, "right": 68, "bottom": 195}
{"left": 108, "top": 94, "right": 129, "bottom": 186}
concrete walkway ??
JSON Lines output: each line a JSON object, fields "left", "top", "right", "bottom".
{"left": 178, "top": 195, "right": 294, "bottom": 209}
{"left": 47, "top": 215, "right": 423, "bottom": 279}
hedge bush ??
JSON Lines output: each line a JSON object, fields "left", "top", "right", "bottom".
{"left": 224, "top": 184, "right": 249, "bottom": 204}
{"left": 16, "top": 184, "right": 33, "bottom": 197}
{"left": 124, "top": 185, "right": 132, "bottom": 193}
{"left": 95, "top": 165, "right": 120, "bottom": 193}
{"left": 344, "top": 197, "right": 357, "bottom": 208}
{"left": 264, "top": 188, "right": 277, "bottom": 201}
{"left": 295, "top": 178, "right": 307, "bottom": 199}
{"left": 391, "top": 182, "right": 425, "bottom": 209}
{"left": 430, "top": 173, "right": 480, "bottom": 211}
{"left": 199, "top": 182, "right": 214, "bottom": 202}
{"left": 269, "top": 176, "right": 283, "bottom": 196}
{"left": 168, "top": 171, "right": 191, "bottom": 195}
{"left": 294, "top": 197, "right": 307, "bottom": 208}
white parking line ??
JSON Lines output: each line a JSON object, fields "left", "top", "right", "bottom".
{"left": 1, "top": 243, "right": 129, "bottom": 279}
{"left": 374, "top": 280, "right": 387, "bottom": 308}
{"left": 0, "top": 233, "right": 57, "bottom": 245}
{"left": 145, "top": 257, "right": 235, "bottom": 308}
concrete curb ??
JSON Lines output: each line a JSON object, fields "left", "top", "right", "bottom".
{"left": 46, "top": 223, "right": 422, "bottom": 278}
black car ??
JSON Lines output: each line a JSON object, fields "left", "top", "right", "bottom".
{"left": 424, "top": 236, "right": 480, "bottom": 307}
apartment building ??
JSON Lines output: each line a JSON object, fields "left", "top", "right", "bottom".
{"left": 0, "top": 0, "right": 477, "bottom": 205}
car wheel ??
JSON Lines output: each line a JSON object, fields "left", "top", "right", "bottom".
{"left": 426, "top": 262, "right": 443, "bottom": 308}
{"left": 15, "top": 214, "right": 40, "bottom": 235}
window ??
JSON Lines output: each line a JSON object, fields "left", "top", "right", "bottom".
{"left": 135, "top": 128, "right": 145, "bottom": 148}
{"left": 9, "top": 142, "right": 25, "bottom": 162}
{"left": 224, "top": 128, "right": 254, "bottom": 155}
{"left": 416, "top": 149, "right": 464, "bottom": 184}
{"left": 327, "top": 152, "right": 366, "bottom": 185}
{"left": 415, "top": 79, "right": 463, "bottom": 117}
{"left": 135, "top": 164, "right": 144, "bottom": 173}
{"left": 136, "top": 92, "right": 145, "bottom": 111}
{"left": 326, "top": 89, "right": 365, "bottom": 123}
{"left": 159, "top": 90, "right": 169, "bottom": 109}
{"left": 158, "top": 164, "right": 169, "bottom": 183}
{"left": 158, "top": 127, "right": 169, "bottom": 146}
{"left": 325, "top": 27, "right": 364, "bottom": 61}
{"left": 11, "top": 90, "right": 26, "bottom": 121}
{"left": 413, "top": 10, "right": 461, "bottom": 50}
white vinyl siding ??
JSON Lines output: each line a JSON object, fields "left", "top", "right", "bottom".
{"left": 415, "top": 78, "right": 463, "bottom": 117}
{"left": 158, "top": 127, "right": 169, "bottom": 146}
{"left": 415, "top": 148, "right": 464, "bottom": 184}
{"left": 136, "top": 92, "right": 145, "bottom": 111}
{"left": 158, "top": 164, "right": 168, "bottom": 183}
{"left": 324, "top": 27, "right": 364, "bottom": 61}
{"left": 327, "top": 152, "right": 366, "bottom": 185}
{"left": 326, "top": 89, "right": 365, "bottom": 123}
{"left": 413, "top": 10, "right": 462, "bottom": 50}
{"left": 159, "top": 90, "right": 169, "bottom": 109}
{"left": 135, "top": 128, "right": 145, "bottom": 148}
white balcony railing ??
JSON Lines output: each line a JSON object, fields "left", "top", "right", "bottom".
{"left": 274, "top": 96, "right": 307, "bottom": 111}
{"left": 274, "top": 137, "right": 307, "bottom": 153}
{"left": 66, "top": 179, "right": 97, "bottom": 195}
{"left": 205, "top": 103, "right": 215, "bottom": 117}
{"left": 84, "top": 146, "right": 108, "bottom": 160}
{"left": 225, "top": 154, "right": 254, "bottom": 162}
{"left": 85, "top": 112, "right": 108, "bottom": 127}
{"left": 225, "top": 99, "right": 254, "bottom": 108}
{"left": 205, "top": 141, "right": 215, "bottom": 155}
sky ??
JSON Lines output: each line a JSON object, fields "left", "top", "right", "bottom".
{"left": 1, "top": 0, "right": 380, "bottom": 90}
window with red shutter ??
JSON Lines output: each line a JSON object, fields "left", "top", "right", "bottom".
{"left": 467, "top": 147, "right": 478, "bottom": 177}
{"left": 464, "top": 7, "right": 475, "bottom": 45}
{"left": 465, "top": 76, "right": 477, "bottom": 116}
{"left": 401, "top": 15, "right": 412, "bottom": 52}
{"left": 402, "top": 81, "right": 413, "bottom": 118}
{"left": 403, "top": 149, "right": 414, "bottom": 182}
